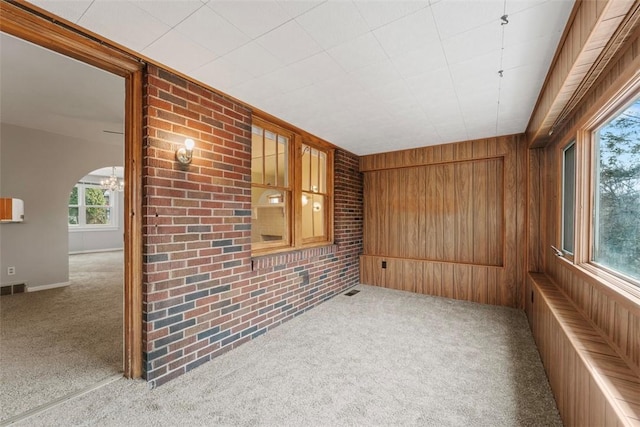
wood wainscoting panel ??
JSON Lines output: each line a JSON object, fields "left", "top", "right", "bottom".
{"left": 360, "top": 135, "right": 525, "bottom": 308}
{"left": 363, "top": 158, "right": 504, "bottom": 267}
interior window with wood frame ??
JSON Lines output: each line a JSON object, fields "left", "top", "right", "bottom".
{"left": 251, "top": 118, "right": 334, "bottom": 253}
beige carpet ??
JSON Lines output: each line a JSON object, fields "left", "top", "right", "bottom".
{"left": 0, "top": 251, "right": 123, "bottom": 423}
{"left": 10, "top": 284, "right": 560, "bottom": 426}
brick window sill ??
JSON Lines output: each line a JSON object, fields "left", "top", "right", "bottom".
{"left": 251, "top": 244, "right": 338, "bottom": 271}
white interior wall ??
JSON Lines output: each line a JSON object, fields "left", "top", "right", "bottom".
{"left": 0, "top": 124, "right": 123, "bottom": 289}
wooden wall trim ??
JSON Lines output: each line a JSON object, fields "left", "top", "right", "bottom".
{"left": 359, "top": 135, "right": 520, "bottom": 172}
{"left": 1, "top": 0, "right": 144, "bottom": 378}
{"left": 1, "top": 0, "right": 141, "bottom": 75}
{"left": 527, "top": 0, "right": 637, "bottom": 148}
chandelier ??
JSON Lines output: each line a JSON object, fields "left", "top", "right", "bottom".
{"left": 100, "top": 167, "right": 124, "bottom": 192}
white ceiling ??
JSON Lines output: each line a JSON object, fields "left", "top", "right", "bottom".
{"left": 9, "top": 0, "right": 575, "bottom": 155}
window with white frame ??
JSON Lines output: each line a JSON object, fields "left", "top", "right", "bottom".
{"left": 68, "top": 183, "right": 116, "bottom": 228}
{"left": 592, "top": 95, "right": 640, "bottom": 282}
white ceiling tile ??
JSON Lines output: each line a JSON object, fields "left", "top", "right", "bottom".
{"left": 228, "top": 77, "right": 283, "bottom": 105}
{"left": 175, "top": 5, "right": 250, "bottom": 57}
{"left": 354, "top": 1, "right": 429, "bottom": 30}
{"left": 431, "top": 0, "right": 503, "bottom": 40}
{"left": 442, "top": 22, "right": 502, "bottom": 65}
{"left": 449, "top": 49, "right": 502, "bottom": 87}
{"left": 130, "top": 0, "right": 203, "bottom": 27}
{"left": 208, "top": 1, "right": 291, "bottom": 39}
{"left": 277, "top": 0, "right": 325, "bottom": 19}
{"left": 507, "top": 0, "right": 574, "bottom": 44}
{"left": 373, "top": 8, "right": 439, "bottom": 58}
{"left": 405, "top": 67, "right": 455, "bottom": 100}
{"left": 295, "top": 1, "right": 369, "bottom": 49}
{"left": 288, "top": 52, "right": 345, "bottom": 85}
{"left": 327, "top": 33, "right": 388, "bottom": 73}
{"left": 502, "top": 35, "right": 558, "bottom": 70}
{"left": 78, "top": 1, "right": 170, "bottom": 52}
{"left": 28, "top": 0, "right": 93, "bottom": 23}
{"left": 222, "top": 42, "right": 284, "bottom": 78}
{"left": 348, "top": 59, "right": 403, "bottom": 89}
{"left": 190, "top": 57, "right": 253, "bottom": 91}
{"left": 142, "top": 30, "right": 217, "bottom": 74}
{"left": 259, "top": 66, "right": 314, "bottom": 94}
{"left": 391, "top": 42, "right": 447, "bottom": 79}
{"left": 256, "top": 20, "right": 322, "bottom": 65}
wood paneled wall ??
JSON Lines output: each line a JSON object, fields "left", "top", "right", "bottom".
{"left": 363, "top": 158, "right": 503, "bottom": 266}
{"left": 524, "top": 9, "right": 640, "bottom": 424}
{"left": 527, "top": 273, "right": 640, "bottom": 426}
{"left": 360, "top": 135, "right": 527, "bottom": 308}
{"left": 530, "top": 21, "right": 640, "bottom": 378}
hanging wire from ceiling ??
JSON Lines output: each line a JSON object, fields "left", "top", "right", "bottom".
{"left": 496, "top": 0, "right": 508, "bottom": 135}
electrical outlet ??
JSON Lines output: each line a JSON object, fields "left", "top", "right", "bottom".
{"left": 7, "top": 266, "right": 16, "bottom": 276}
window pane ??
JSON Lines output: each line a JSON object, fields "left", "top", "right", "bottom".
{"left": 69, "top": 186, "right": 78, "bottom": 205}
{"left": 302, "top": 145, "right": 311, "bottom": 191}
{"left": 310, "top": 148, "right": 319, "bottom": 193}
{"left": 68, "top": 207, "right": 79, "bottom": 225}
{"left": 264, "top": 130, "right": 277, "bottom": 186}
{"left": 302, "top": 192, "right": 325, "bottom": 239}
{"left": 86, "top": 207, "right": 110, "bottom": 225}
{"left": 85, "top": 187, "right": 108, "bottom": 206}
{"left": 562, "top": 142, "right": 576, "bottom": 254}
{"left": 277, "top": 135, "right": 288, "bottom": 187}
{"left": 319, "top": 151, "right": 326, "bottom": 193}
{"left": 251, "top": 128, "right": 263, "bottom": 184}
{"left": 252, "top": 187, "right": 289, "bottom": 245}
{"left": 593, "top": 97, "right": 640, "bottom": 281}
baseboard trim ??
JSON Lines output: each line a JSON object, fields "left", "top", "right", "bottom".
{"left": 27, "top": 281, "right": 71, "bottom": 292}
{"left": 68, "top": 248, "right": 123, "bottom": 255}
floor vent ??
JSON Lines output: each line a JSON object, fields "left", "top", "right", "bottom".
{"left": 0, "top": 283, "right": 26, "bottom": 296}
{"left": 344, "top": 289, "right": 360, "bottom": 296}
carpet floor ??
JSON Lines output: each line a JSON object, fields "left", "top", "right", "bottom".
{"left": 0, "top": 251, "right": 123, "bottom": 423}
{"left": 8, "top": 284, "right": 560, "bottom": 426}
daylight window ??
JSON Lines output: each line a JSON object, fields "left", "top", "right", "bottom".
{"left": 562, "top": 141, "right": 576, "bottom": 255}
{"left": 68, "top": 183, "right": 115, "bottom": 228}
{"left": 592, "top": 96, "right": 640, "bottom": 282}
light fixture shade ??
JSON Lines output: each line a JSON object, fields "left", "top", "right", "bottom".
{"left": 100, "top": 167, "right": 124, "bottom": 192}
{"left": 176, "top": 139, "right": 194, "bottom": 164}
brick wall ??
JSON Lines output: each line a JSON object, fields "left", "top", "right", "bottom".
{"left": 142, "top": 65, "right": 363, "bottom": 387}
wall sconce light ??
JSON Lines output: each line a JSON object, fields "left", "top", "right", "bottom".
{"left": 176, "top": 138, "right": 195, "bottom": 165}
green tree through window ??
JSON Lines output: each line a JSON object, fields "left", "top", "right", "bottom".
{"left": 594, "top": 98, "right": 640, "bottom": 281}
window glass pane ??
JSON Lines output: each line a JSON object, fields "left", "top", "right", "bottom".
{"left": 68, "top": 207, "right": 79, "bottom": 225}
{"left": 593, "top": 97, "right": 640, "bottom": 281}
{"left": 251, "top": 128, "right": 263, "bottom": 184}
{"left": 86, "top": 207, "right": 110, "bottom": 225}
{"left": 264, "top": 130, "right": 277, "bottom": 186}
{"left": 319, "top": 151, "right": 326, "bottom": 193}
{"left": 252, "top": 187, "right": 289, "bottom": 244}
{"left": 85, "top": 187, "right": 108, "bottom": 206}
{"left": 310, "top": 148, "right": 319, "bottom": 193}
{"left": 302, "top": 145, "right": 311, "bottom": 191}
{"left": 562, "top": 142, "right": 576, "bottom": 254}
{"left": 302, "top": 192, "right": 325, "bottom": 239}
{"left": 69, "top": 186, "right": 78, "bottom": 206}
{"left": 277, "top": 135, "right": 288, "bottom": 187}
